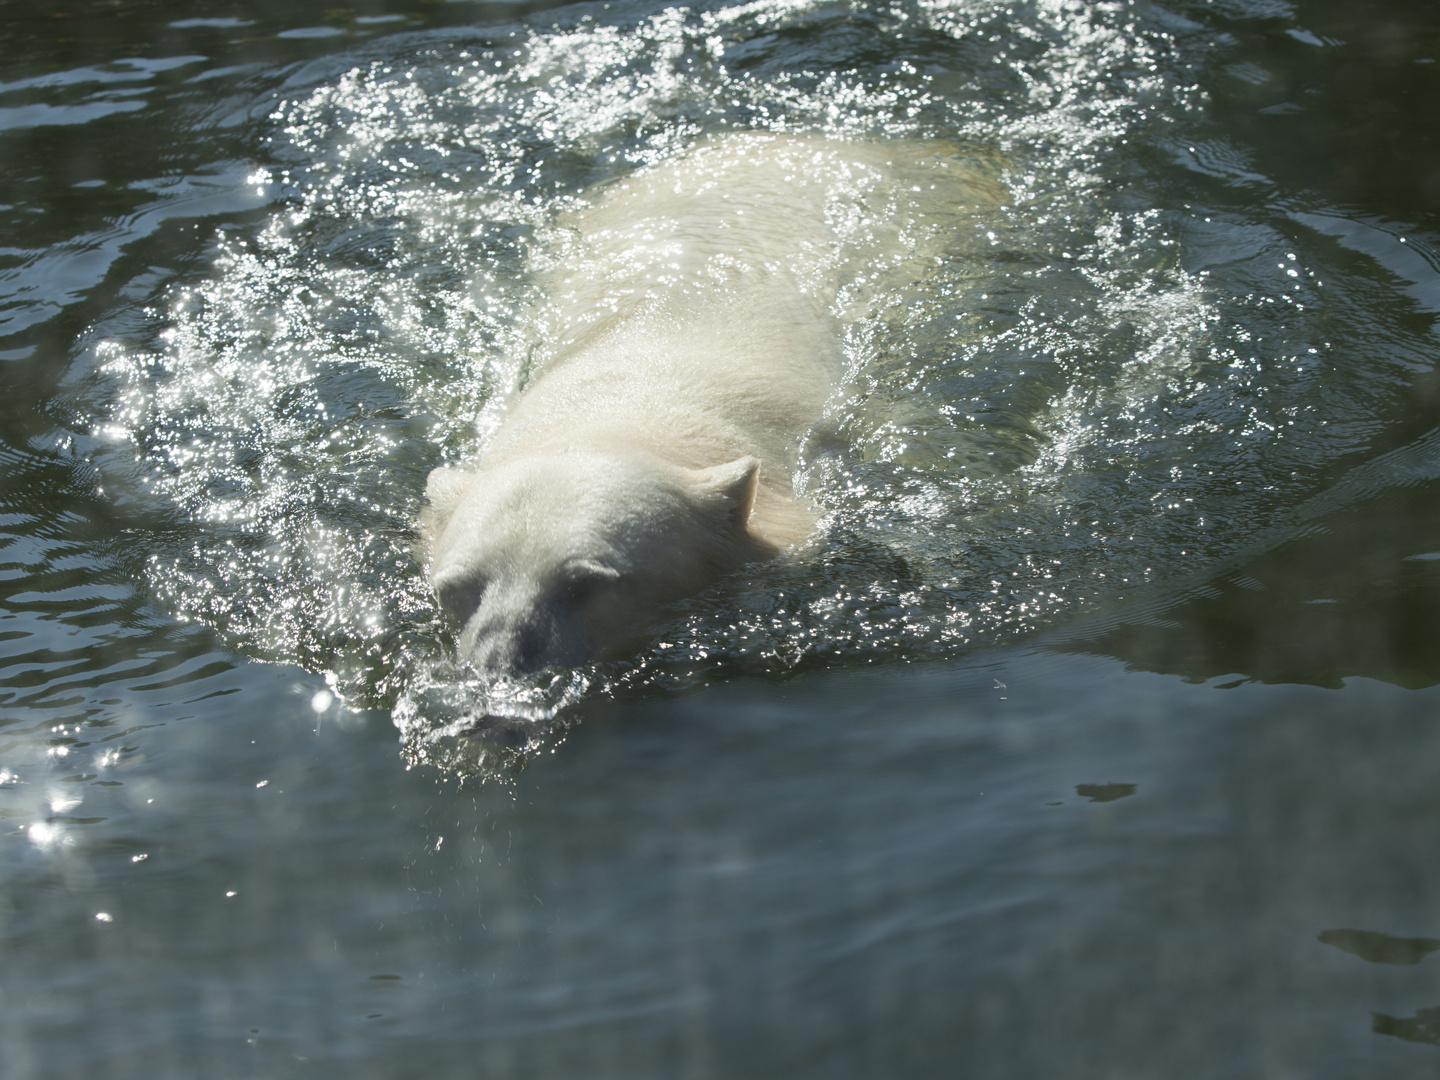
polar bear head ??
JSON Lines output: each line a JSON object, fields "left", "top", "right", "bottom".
{"left": 424, "top": 450, "right": 765, "bottom": 676}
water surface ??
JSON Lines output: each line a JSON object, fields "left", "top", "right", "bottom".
{"left": 3, "top": 0, "right": 1440, "bottom": 1075}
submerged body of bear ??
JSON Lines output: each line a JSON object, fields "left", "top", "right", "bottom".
{"left": 425, "top": 133, "right": 995, "bottom": 676}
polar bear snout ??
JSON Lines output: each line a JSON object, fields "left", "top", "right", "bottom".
{"left": 444, "top": 571, "right": 614, "bottom": 677}
{"left": 456, "top": 600, "right": 568, "bottom": 677}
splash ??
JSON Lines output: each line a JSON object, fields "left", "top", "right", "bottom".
{"left": 70, "top": 0, "right": 1413, "bottom": 774}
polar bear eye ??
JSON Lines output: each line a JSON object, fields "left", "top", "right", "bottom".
{"left": 561, "top": 562, "right": 620, "bottom": 605}
{"left": 437, "top": 578, "right": 486, "bottom": 622}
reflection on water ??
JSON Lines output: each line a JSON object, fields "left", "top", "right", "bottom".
{"left": 1057, "top": 466, "right": 1440, "bottom": 688}
{"left": 1320, "top": 929, "right": 1440, "bottom": 966}
{"left": 4, "top": 0, "right": 1440, "bottom": 1075}
{"left": 1206, "top": 0, "right": 1440, "bottom": 225}
{"left": 1074, "top": 782, "right": 1136, "bottom": 803}
{"left": 1374, "top": 1007, "right": 1440, "bottom": 1047}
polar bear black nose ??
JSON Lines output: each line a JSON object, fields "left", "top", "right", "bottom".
{"left": 464, "top": 610, "right": 566, "bottom": 678}
{"left": 511, "top": 623, "right": 551, "bottom": 674}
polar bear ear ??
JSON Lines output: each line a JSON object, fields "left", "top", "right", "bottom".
{"left": 694, "top": 456, "right": 761, "bottom": 530}
{"left": 425, "top": 466, "right": 474, "bottom": 527}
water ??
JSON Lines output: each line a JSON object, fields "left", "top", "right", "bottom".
{"left": 4, "top": 0, "right": 1440, "bottom": 1074}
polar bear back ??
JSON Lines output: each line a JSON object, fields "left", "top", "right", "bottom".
{"left": 496, "top": 133, "right": 1000, "bottom": 536}
{"left": 426, "top": 134, "right": 1003, "bottom": 672}
{"left": 533, "top": 132, "right": 992, "bottom": 355}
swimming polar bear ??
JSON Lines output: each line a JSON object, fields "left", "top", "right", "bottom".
{"left": 425, "top": 132, "right": 996, "bottom": 676}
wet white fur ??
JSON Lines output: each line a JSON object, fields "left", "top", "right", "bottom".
{"left": 425, "top": 132, "right": 994, "bottom": 674}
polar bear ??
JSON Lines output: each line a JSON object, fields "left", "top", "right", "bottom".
{"left": 425, "top": 133, "right": 994, "bottom": 676}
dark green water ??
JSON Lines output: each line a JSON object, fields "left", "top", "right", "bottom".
{"left": 5, "top": 0, "right": 1440, "bottom": 1075}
